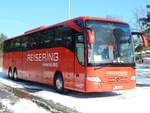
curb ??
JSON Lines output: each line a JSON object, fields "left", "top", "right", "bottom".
{"left": 0, "top": 82, "right": 80, "bottom": 113}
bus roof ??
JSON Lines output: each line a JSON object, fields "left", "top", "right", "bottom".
{"left": 6, "top": 16, "right": 128, "bottom": 41}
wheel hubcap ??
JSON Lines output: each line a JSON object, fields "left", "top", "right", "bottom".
{"left": 9, "top": 71, "right": 12, "bottom": 78}
{"left": 56, "top": 78, "right": 62, "bottom": 90}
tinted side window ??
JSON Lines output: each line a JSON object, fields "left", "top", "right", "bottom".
{"left": 4, "top": 26, "right": 74, "bottom": 52}
{"left": 40, "top": 29, "right": 55, "bottom": 48}
{"left": 27, "top": 32, "right": 41, "bottom": 50}
{"left": 4, "top": 37, "right": 25, "bottom": 52}
{"left": 63, "top": 27, "right": 73, "bottom": 50}
{"left": 64, "top": 36, "right": 73, "bottom": 51}
{"left": 54, "top": 26, "right": 73, "bottom": 51}
{"left": 14, "top": 38, "right": 22, "bottom": 51}
{"left": 27, "top": 34, "right": 34, "bottom": 50}
{"left": 27, "top": 29, "right": 55, "bottom": 50}
{"left": 3, "top": 40, "right": 10, "bottom": 52}
{"left": 21, "top": 36, "right": 28, "bottom": 51}
{"left": 54, "top": 26, "right": 64, "bottom": 47}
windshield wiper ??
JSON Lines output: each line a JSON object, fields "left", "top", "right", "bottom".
{"left": 112, "top": 57, "right": 124, "bottom": 64}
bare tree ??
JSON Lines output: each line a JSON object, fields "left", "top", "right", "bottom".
{"left": 132, "top": 8, "right": 146, "bottom": 32}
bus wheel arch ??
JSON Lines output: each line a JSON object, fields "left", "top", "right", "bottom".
{"left": 54, "top": 71, "right": 64, "bottom": 93}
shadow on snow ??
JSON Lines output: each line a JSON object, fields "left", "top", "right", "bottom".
{"left": 0, "top": 71, "right": 122, "bottom": 98}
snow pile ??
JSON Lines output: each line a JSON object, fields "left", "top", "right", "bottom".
{"left": 1, "top": 99, "right": 50, "bottom": 113}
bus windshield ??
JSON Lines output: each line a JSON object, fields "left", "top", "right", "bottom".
{"left": 86, "top": 20, "right": 134, "bottom": 66}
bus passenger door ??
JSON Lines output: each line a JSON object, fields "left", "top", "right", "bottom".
{"left": 74, "top": 34, "right": 85, "bottom": 91}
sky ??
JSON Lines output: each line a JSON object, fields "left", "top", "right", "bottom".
{"left": 0, "top": 0, "right": 149, "bottom": 38}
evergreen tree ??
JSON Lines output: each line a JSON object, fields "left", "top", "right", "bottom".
{"left": 0, "top": 33, "right": 7, "bottom": 51}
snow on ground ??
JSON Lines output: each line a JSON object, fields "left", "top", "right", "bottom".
{"left": 136, "top": 57, "right": 150, "bottom": 85}
{"left": 0, "top": 65, "right": 150, "bottom": 113}
{"left": 144, "top": 57, "right": 150, "bottom": 61}
{"left": 1, "top": 99, "right": 50, "bottom": 113}
{"left": 33, "top": 87, "right": 150, "bottom": 113}
{"left": 136, "top": 68, "right": 150, "bottom": 85}
{"left": 0, "top": 68, "right": 23, "bottom": 88}
{"left": 136, "top": 76, "right": 150, "bottom": 85}
{"left": 0, "top": 68, "right": 51, "bottom": 113}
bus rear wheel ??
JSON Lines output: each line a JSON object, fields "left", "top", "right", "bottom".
{"left": 55, "top": 74, "right": 64, "bottom": 93}
{"left": 8, "top": 68, "right": 13, "bottom": 79}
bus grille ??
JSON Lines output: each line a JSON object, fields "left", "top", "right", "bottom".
{"left": 104, "top": 76, "right": 128, "bottom": 83}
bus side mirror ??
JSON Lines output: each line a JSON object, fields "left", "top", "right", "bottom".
{"left": 132, "top": 32, "right": 149, "bottom": 49}
{"left": 87, "top": 30, "right": 95, "bottom": 44}
{"left": 141, "top": 34, "right": 148, "bottom": 47}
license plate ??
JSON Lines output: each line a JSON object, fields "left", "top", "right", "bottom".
{"left": 112, "top": 85, "right": 123, "bottom": 90}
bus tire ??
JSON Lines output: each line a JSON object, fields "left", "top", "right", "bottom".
{"left": 8, "top": 67, "right": 13, "bottom": 79}
{"left": 13, "top": 68, "right": 18, "bottom": 81}
{"left": 54, "top": 73, "right": 64, "bottom": 93}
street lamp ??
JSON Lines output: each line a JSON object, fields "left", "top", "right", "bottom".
{"left": 68, "top": 0, "right": 71, "bottom": 19}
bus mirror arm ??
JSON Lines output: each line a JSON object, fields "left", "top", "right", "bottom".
{"left": 87, "top": 30, "right": 95, "bottom": 44}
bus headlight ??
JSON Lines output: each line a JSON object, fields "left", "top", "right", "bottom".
{"left": 87, "top": 77, "right": 101, "bottom": 82}
{"left": 131, "top": 76, "right": 136, "bottom": 80}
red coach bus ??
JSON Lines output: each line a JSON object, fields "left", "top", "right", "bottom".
{"left": 3, "top": 16, "right": 148, "bottom": 93}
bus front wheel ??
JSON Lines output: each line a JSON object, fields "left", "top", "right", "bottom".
{"left": 54, "top": 73, "right": 64, "bottom": 93}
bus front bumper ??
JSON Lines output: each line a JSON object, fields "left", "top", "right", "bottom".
{"left": 85, "top": 80, "right": 136, "bottom": 92}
